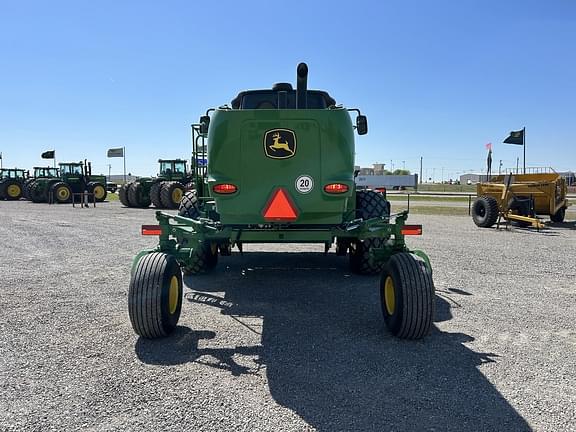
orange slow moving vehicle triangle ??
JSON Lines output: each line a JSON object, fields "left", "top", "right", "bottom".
{"left": 263, "top": 188, "right": 298, "bottom": 221}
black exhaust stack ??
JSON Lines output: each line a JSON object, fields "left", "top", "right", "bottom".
{"left": 296, "top": 62, "right": 308, "bottom": 109}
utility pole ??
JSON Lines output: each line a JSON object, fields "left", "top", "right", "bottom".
{"left": 402, "top": 160, "right": 405, "bottom": 170}
{"left": 419, "top": 156, "right": 423, "bottom": 184}
{"left": 108, "top": 164, "right": 111, "bottom": 182}
{"left": 499, "top": 160, "right": 502, "bottom": 175}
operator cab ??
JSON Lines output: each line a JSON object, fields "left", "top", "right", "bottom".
{"left": 231, "top": 86, "right": 336, "bottom": 110}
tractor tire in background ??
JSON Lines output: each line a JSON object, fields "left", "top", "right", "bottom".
{"left": 29, "top": 182, "right": 47, "bottom": 203}
{"left": 472, "top": 195, "right": 499, "bottom": 228}
{"left": 128, "top": 252, "right": 183, "bottom": 338}
{"left": 178, "top": 190, "right": 201, "bottom": 219}
{"left": 23, "top": 179, "right": 36, "bottom": 199}
{"left": 160, "top": 181, "right": 185, "bottom": 209}
{"left": 380, "top": 252, "right": 435, "bottom": 339}
{"left": 550, "top": 207, "right": 566, "bottom": 223}
{"left": 0, "top": 180, "right": 5, "bottom": 199}
{"left": 349, "top": 190, "right": 390, "bottom": 275}
{"left": 127, "top": 182, "right": 151, "bottom": 208}
{"left": 182, "top": 241, "right": 219, "bottom": 275}
{"left": 119, "top": 183, "right": 131, "bottom": 207}
{"left": 2, "top": 179, "right": 23, "bottom": 200}
{"left": 150, "top": 182, "right": 163, "bottom": 208}
{"left": 50, "top": 182, "right": 72, "bottom": 204}
{"left": 87, "top": 181, "right": 107, "bottom": 202}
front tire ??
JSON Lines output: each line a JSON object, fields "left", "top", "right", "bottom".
{"left": 381, "top": 253, "right": 435, "bottom": 339}
{"left": 2, "top": 180, "right": 23, "bottom": 200}
{"left": 182, "top": 242, "right": 219, "bottom": 275}
{"left": 127, "top": 182, "right": 151, "bottom": 208}
{"left": 128, "top": 252, "right": 183, "bottom": 338}
{"left": 472, "top": 195, "right": 499, "bottom": 227}
{"left": 88, "top": 181, "right": 107, "bottom": 202}
{"left": 51, "top": 182, "right": 72, "bottom": 203}
{"left": 119, "top": 183, "right": 131, "bottom": 207}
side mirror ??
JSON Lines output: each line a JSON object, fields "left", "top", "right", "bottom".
{"left": 356, "top": 115, "right": 368, "bottom": 135}
{"left": 199, "top": 115, "right": 210, "bottom": 134}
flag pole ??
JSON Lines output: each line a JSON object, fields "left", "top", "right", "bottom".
{"left": 522, "top": 126, "right": 526, "bottom": 174}
{"left": 123, "top": 147, "right": 126, "bottom": 184}
{"left": 54, "top": 150, "right": 56, "bottom": 169}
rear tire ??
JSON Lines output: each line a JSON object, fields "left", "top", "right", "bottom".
{"left": 88, "top": 181, "right": 107, "bottom": 202}
{"left": 150, "top": 182, "right": 163, "bottom": 208}
{"left": 127, "top": 182, "right": 151, "bottom": 208}
{"left": 179, "top": 190, "right": 201, "bottom": 219}
{"left": 381, "top": 253, "right": 435, "bottom": 339}
{"left": 119, "top": 183, "right": 131, "bottom": 207}
{"left": 29, "top": 182, "right": 47, "bottom": 203}
{"left": 182, "top": 242, "right": 219, "bottom": 275}
{"left": 128, "top": 252, "right": 183, "bottom": 338}
{"left": 349, "top": 190, "right": 390, "bottom": 275}
{"left": 160, "top": 181, "right": 184, "bottom": 209}
{"left": 2, "top": 180, "right": 23, "bottom": 200}
{"left": 550, "top": 207, "right": 566, "bottom": 223}
{"left": 472, "top": 195, "right": 499, "bottom": 227}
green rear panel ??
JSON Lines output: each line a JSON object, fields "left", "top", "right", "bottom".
{"left": 208, "top": 108, "right": 355, "bottom": 225}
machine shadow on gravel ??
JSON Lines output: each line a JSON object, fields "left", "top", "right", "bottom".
{"left": 136, "top": 251, "right": 530, "bottom": 431}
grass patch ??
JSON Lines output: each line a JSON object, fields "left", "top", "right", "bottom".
{"left": 394, "top": 206, "right": 470, "bottom": 216}
{"left": 416, "top": 184, "right": 476, "bottom": 193}
{"left": 106, "top": 192, "right": 119, "bottom": 201}
{"left": 387, "top": 195, "right": 470, "bottom": 202}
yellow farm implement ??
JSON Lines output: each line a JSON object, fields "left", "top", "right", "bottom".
{"left": 471, "top": 172, "right": 570, "bottom": 229}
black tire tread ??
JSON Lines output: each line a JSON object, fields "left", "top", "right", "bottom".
{"left": 128, "top": 252, "right": 181, "bottom": 338}
{"left": 150, "top": 182, "right": 163, "bottom": 208}
{"left": 178, "top": 190, "right": 201, "bottom": 219}
{"left": 119, "top": 183, "right": 131, "bottom": 207}
{"left": 383, "top": 253, "right": 434, "bottom": 339}
{"left": 160, "top": 181, "right": 184, "bottom": 209}
{"left": 472, "top": 195, "right": 499, "bottom": 227}
{"left": 128, "top": 182, "right": 150, "bottom": 208}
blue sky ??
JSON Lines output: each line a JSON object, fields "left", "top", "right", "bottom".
{"left": 1, "top": 0, "right": 575, "bottom": 181}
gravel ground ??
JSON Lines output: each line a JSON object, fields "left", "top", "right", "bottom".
{"left": 0, "top": 200, "right": 575, "bottom": 431}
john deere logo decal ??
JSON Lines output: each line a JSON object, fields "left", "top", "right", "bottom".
{"left": 264, "top": 129, "right": 296, "bottom": 159}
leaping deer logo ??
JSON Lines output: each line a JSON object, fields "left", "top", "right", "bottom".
{"left": 264, "top": 129, "right": 297, "bottom": 159}
{"left": 269, "top": 132, "right": 294, "bottom": 155}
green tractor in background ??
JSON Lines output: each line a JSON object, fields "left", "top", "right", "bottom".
{"left": 129, "top": 63, "right": 435, "bottom": 340}
{"left": 118, "top": 159, "right": 192, "bottom": 209}
{"left": 23, "top": 166, "right": 59, "bottom": 200}
{"left": 28, "top": 161, "right": 107, "bottom": 204}
{"left": 0, "top": 168, "right": 28, "bottom": 200}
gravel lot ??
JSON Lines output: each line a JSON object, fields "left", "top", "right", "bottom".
{"left": 1, "top": 200, "right": 575, "bottom": 431}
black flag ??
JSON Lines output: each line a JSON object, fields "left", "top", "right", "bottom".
{"left": 41, "top": 150, "right": 55, "bottom": 159}
{"left": 503, "top": 130, "right": 524, "bottom": 145}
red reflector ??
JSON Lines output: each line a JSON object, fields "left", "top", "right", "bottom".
{"left": 374, "top": 187, "right": 387, "bottom": 193}
{"left": 401, "top": 225, "right": 422, "bottom": 236}
{"left": 263, "top": 188, "right": 298, "bottom": 221}
{"left": 142, "top": 225, "right": 162, "bottom": 236}
{"left": 324, "top": 183, "right": 349, "bottom": 194}
{"left": 213, "top": 183, "right": 237, "bottom": 194}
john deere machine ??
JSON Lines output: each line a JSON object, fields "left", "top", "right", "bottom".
{"left": 118, "top": 159, "right": 191, "bottom": 209}
{"left": 0, "top": 168, "right": 28, "bottom": 200}
{"left": 23, "top": 166, "right": 59, "bottom": 200}
{"left": 28, "top": 161, "right": 107, "bottom": 204}
{"left": 128, "top": 63, "right": 435, "bottom": 340}
{"left": 472, "top": 171, "right": 570, "bottom": 228}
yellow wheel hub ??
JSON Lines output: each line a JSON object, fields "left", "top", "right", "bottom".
{"left": 384, "top": 276, "right": 396, "bottom": 315}
{"left": 168, "top": 275, "right": 179, "bottom": 315}
{"left": 57, "top": 187, "right": 70, "bottom": 200}
{"left": 93, "top": 185, "right": 105, "bottom": 200}
{"left": 7, "top": 184, "right": 21, "bottom": 197}
{"left": 171, "top": 187, "right": 183, "bottom": 204}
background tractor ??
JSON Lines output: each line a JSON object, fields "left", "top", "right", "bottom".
{"left": 0, "top": 168, "right": 28, "bottom": 200}
{"left": 118, "top": 159, "right": 192, "bottom": 209}
{"left": 129, "top": 63, "right": 435, "bottom": 341}
{"left": 28, "top": 161, "right": 107, "bottom": 204}
{"left": 472, "top": 171, "right": 570, "bottom": 228}
{"left": 23, "top": 166, "right": 59, "bottom": 200}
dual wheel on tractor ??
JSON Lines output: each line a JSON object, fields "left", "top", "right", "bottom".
{"left": 0, "top": 179, "right": 24, "bottom": 200}
{"left": 119, "top": 181, "right": 184, "bottom": 209}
